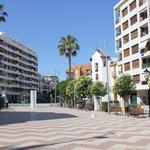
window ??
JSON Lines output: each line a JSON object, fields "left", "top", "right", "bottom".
{"left": 123, "top": 21, "right": 128, "bottom": 30}
{"left": 116, "top": 26, "right": 121, "bottom": 36}
{"left": 122, "top": 7, "right": 128, "bottom": 17}
{"left": 124, "top": 48, "right": 130, "bottom": 57}
{"left": 140, "top": 10, "right": 147, "bottom": 21}
{"left": 131, "top": 29, "right": 138, "bottom": 40}
{"left": 132, "top": 59, "right": 139, "bottom": 69}
{"left": 118, "top": 53, "right": 122, "bottom": 61}
{"left": 118, "top": 65, "right": 123, "bottom": 74}
{"left": 116, "top": 39, "right": 122, "bottom": 50}
{"left": 124, "top": 62, "right": 130, "bottom": 71}
{"left": 132, "top": 44, "right": 139, "bottom": 54}
{"left": 139, "top": 0, "right": 146, "bottom": 7}
{"left": 96, "top": 74, "right": 99, "bottom": 80}
{"left": 130, "top": 0, "right": 136, "bottom": 11}
{"left": 141, "top": 24, "right": 148, "bottom": 37}
{"left": 133, "top": 74, "right": 140, "bottom": 83}
{"left": 95, "top": 63, "right": 98, "bottom": 72}
{"left": 123, "top": 34, "right": 129, "bottom": 44}
{"left": 130, "top": 15, "right": 137, "bottom": 26}
{"left": 115, "top": 9, "right": 120, "bottom": 24}
{"left": 103, "top": 61, "right": 106, "bottom": 67}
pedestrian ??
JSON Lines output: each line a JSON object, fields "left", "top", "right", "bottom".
{"left": 5, "top": 97, "right": 8, "bottom": 108}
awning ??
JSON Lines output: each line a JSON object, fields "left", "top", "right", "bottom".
{"left": 140, "top": 41, "right": 147, "bottom": 49}
{"left": 145, "top": 40, "right": 150, "bottom": 51}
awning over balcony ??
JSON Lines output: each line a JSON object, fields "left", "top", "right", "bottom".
{"left": 140, "top": 41, "right": 147, "bottom": 49}
{"left": 145, "top": 40, "right": 150, "bottom": 51}
{"left": 140, "top": 40, "right": 150, "bottom": 57}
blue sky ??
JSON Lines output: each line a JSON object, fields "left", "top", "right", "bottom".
{"left": 0, "top": 0, "right": 118, "bottom": 80}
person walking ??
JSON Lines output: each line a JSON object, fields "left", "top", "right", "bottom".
{"left": 5, "top": 97, "right": 8, "bottom": 108}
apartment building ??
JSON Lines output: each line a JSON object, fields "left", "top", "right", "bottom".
{"left": 66, "top": 64, "right": 91, "bottom": 79}
{"left": 38, "top": 75, "right": 59, "bottom": 93}
{"left": 0, "top": 32, "right": 38, "bottom": 103}
{"left": 114, "top": 0, "right": 150, "bottom": 106}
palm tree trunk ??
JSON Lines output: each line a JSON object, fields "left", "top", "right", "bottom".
{"left": 69, "top": 53, "right": 72, "bottom": 80}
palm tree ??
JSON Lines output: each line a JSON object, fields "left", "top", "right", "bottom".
{"left": 0, "top": 4, "right": 7, "bottom": 22}
{"left": 58, "top": 35, "right": 80, "bottom": 80}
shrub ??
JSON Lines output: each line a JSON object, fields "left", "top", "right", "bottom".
{"left": 101, "top": 102, "right": 108, "bottom": 112}
{"left": 129, "top": 104, "right": 139, "bottom": 111}
{"left": 84, "top": 102, "right": 94, "bottom": 111}
{"left": 0, "top": 96, "right": 5, "bottom": 109}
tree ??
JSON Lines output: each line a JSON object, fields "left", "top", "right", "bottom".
{"left": 66, "top": 80, "right": 75, "bottom": 99}
{"left": 91, "top": 81, "right": 107, "bottom": 97}
{"left": 56, "top": 80, "right": 69, "bottom": 103}
{"left": 58, "top": 35, "right": 80, "bottom": 80}
{"left": 0, "top": 4, "right": 7, "bottom": 22}
{"left": 75, "top": 77, "right": 93, "bottom": 100}
{"left": 113, "top": 75, "right": 135, "bottom": 103}
{"left": 66, "top": 80, "right": 76, "bottom": 107}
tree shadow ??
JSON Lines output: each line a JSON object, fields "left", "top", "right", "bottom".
{"left": 11, "top": 135, "right": 109, "bottom": 150}
{"left": 0, "top": 111, "right": 77, "bottom": 125}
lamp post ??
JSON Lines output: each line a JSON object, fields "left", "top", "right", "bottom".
{"left": 143, "top": 68, "right": 150, "bottom": 117}
{"left": 105, "top": 41, "right": 110, "bottom": 114}
{"left": 73, "top": 81, "right": 76, "bottom": 109}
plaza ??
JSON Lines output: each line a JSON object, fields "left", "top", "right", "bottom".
{"left": 0, "top": 106, "right": 150, "bottom": 150}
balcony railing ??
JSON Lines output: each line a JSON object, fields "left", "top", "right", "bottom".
{"left": 142, "top": 63, "right": 150, "bottom": 69}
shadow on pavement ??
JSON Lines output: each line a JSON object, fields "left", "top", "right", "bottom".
{"left": 11, "top": 135, "right": 108, "bottom": 150}
{"left": 0, "top": 111, "right": 77, "bottom": 125}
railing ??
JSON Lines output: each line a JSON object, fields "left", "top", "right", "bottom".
{"left": 142, "top": 63, "right": 150, "bottom": 69}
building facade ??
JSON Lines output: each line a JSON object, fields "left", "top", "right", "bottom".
{"left": 91, "top": 49, "right": 116, "bottom": 110}
{"left": 0, "top": 32, "right": 38, "bottom": 103}
{"left": 38, "top": 75, "right": 59, "bottom": 93}
{"left": 114, "top": 0, "right": 150, "bottom": 106}
{"left": 66, "top": 64, "right": 91, "bottom": 79}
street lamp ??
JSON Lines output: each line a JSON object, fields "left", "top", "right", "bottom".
{"left": 143, "top": 68, "right": 150, "bottom": 117}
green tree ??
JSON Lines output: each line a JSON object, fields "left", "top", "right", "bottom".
{"left": 58, "top": 35, "right": 80, "bottom": 79}
{"left": 66, "top": 80, "right": 75, "bottom": 99}
{"left": 75, "top": 77, "right": 93, "bottom": 100}
{"left": 56, "top": 80, "right": 69, "bottom": 104}
{"left": 91, "top": 81, "right": 107, "bottom": 97}
{"left": 113, "top": 75, "right": 135, "bottom": 103}
{"left": 0, "top": 4, "right": 7, "bottom": 22}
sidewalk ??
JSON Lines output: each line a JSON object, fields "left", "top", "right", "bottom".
{"left": 0, "top": 106, "right": 150, "bottom": 150}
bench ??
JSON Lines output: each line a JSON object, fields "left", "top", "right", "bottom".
{"left": 130, "top": 108, "right": 144, "bottom": 117}
{"left": 111, "top": 106, "right": 122, "bottom": 115}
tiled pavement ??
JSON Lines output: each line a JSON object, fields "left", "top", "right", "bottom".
{"left": 0, "top": 106, "right": 150, "bottom": 150}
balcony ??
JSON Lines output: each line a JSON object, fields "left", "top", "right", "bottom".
{"left": 142, "top": 63, "right": 150, "bottom": 69}
{"left": 140, "top": 24, "right": 148, "bottom": 37}
{"left": 95, "top": 68, "right": 98, "bottom": 72}
{"left": 140, "top": 41, "right": 150, "bottom": 58}
{"left": 139, "top": 0, "right": 146, "bottom": 7}
{"left": 140, "top": 10, "right": 147, "bottom": 22}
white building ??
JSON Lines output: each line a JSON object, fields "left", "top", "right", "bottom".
{"left": 91, "top": 49, "right": 116, "bottom": 111}
{"left": 0, "top": 32, "right": 38, "bottom": 103}
{"left": 114, "top": 0, "right": 150, "bottom": 106}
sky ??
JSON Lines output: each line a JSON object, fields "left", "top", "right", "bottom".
{"left": 0, "top": 0, "right": 119, "bottom": 80}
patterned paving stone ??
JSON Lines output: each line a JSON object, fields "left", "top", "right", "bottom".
{"left": 0, "top": 106, "right": 150, "bottom": 150}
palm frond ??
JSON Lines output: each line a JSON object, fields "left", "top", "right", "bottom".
{"left": 3, "top": 12, "right": 7, "bottom": 16}
{"left": 65, "top": 52, "right": 69, "bottom": 58}
{"left": 0, "top": 17, "right": 5, "bottom": 22}
{"left": 72, "top": 50, "right": 77, "bottom": 56}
